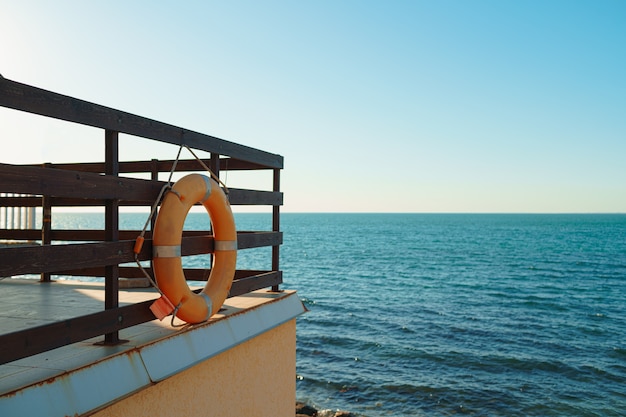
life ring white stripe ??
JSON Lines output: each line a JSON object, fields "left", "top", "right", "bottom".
{"left": 153, "top": 245, "right": 182, "bottom": 258}
{"left": 214, "top": 240, "right": 238, "bottom": 251}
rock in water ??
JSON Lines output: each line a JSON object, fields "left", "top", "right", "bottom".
{"left": 296, "top": 401, "right": 356, "bottom": 417}
{"left": 296, "top": 401, "right": 318, "bottom": 416}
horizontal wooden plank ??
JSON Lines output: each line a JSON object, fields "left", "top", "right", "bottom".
{"left": 228, "top": 188, "right": 283, "bottom": 205}
{"left": 38, "top": 157, "right": 272, "bottom": 173}
{"left": 0, "top": 164, "right": 280, "bottom": 206}
{"left": 0, "top": 192, "right": 282, "bottom": 207}
{"left": 54, "top": 267, "right": 275, "bottom": 280}
{"left": 0, "top": 196, "right": 41, "bottom": 207}
{"left": 0, "top": 229, "right": 148, "bottom": 241}
{"left": 0, "top": 229, "right": 40, "bottom": 240}
{"left": 0, "top": 163, "right": 163, "bottom": 200}
{"left": 0, "top": 230, "right": 280, "bottom": 246}
{"left": 0, "top": 196, "right": 156, "bottom": 207}
{"left": 229, "top": 271, "right": 282, "bottom": 297}
{"left": 0, "top": 232, "right": 282, "bottom": 276}
{"left": 236, "top": 231, "right": 283, "bottom": 249}
{"left": 0, "top": 299, "right": 156, "bottom": 366}
{"left": 0, "top": 77, "right": 283, "bottom": 168}
{"left": 53, "top": 266, "right": 150, "bottom": 279}
{"left": 0, "top": 240, "right": 142, "bottom": 277}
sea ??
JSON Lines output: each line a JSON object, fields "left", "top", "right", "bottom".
{"left": 32, "top": 212, "right": 626, "bottom": 416}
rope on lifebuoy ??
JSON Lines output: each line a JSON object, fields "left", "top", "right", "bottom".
{"left": 132, "top": 145, "right": 236, "bottom": 325}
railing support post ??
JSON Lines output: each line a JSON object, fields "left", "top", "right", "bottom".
{"left": 149, "top": 158, "right": 159, "bottom": 276}
{"left": 40, "top": 163, "right": 52, "bottom": 283}
{"left": 210, "top": 153, "right": 220, "bottom": 266}
{"left": 272, "top": 168, "right": 281, "bottom": 292}
{"left": 104, "top": 129, "right": 121, "bottom": 345}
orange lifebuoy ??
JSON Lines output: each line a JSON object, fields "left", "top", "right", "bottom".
{"left": 152, "top": 173, "right": 237, "bottom": 324}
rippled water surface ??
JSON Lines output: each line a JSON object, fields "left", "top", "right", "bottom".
{"left": 278, "top": 214, "right": 626, "bottom": 416}
{"left": 51, "top": 212, "right": 626, "bottom": 416}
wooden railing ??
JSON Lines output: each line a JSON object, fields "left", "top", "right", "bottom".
{"left": 0, "top": 76, "right": 283, "bottom": 365}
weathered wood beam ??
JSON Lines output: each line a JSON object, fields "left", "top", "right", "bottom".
{"left": 0, "top": 77, "right": 283, "bottom": 168}
{"left": 25, "top": 158, "right": 270, "bottom": 174}
{"left": 0, "top": 163, "right": 163, "bottom": 200}
{"left": 0, "top": 232, "right": 282, "bottom": 276}
{"left": 0, "top": 164, "right": 281, "bottom": 205}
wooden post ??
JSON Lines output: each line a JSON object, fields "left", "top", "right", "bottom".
{"left": 40, "top": 164, "right": 52, "bottom": 283}
{"left": 209, "top": 153, "right": 220, "bottom": 184}
{"left": 210, "top": 153, "right": 220, "bottom": 268}
{"left": 271, "top": 168, "right": 281, "bottom": 292}
{"left": 104, "top": 130, "right": 121, "bottom": 344}
{"left": 149, "top": 158, "right": 159, "bottom": 278}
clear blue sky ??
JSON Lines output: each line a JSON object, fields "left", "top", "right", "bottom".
{"left": 1, "top": 0, "right": 625, "bottom": 212}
